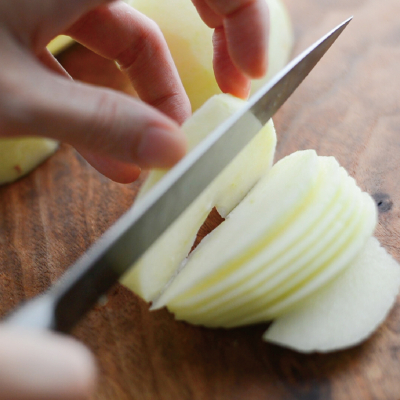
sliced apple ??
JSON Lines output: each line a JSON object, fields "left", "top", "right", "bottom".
{"left": 128, "top": 0, "right": 294, "bottom": 110}
{"left": 263, "top": 236, "right": 400, "bottom": 353}
{"left": 152, "top": 151, "right": 377, "bottom": 332}
{"left": 0, "top": 138, "right": 58, "bottom": 185}
{"left": 121, "top": 94, "right": 277, "bottom": 301}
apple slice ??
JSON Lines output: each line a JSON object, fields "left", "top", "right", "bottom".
{"left": 152, "top": 151, "right": 377, "bottom": 332}
{"left": 0, "top": 138, "right": 58, "bottom": 185}
{"left": 121, "top": 94, "right": 277, "bottom": 301}
{"left": 263, "top": 236, "right": 400, "bottom": 353}
{"left": 127, "top": 0, "right": 293, "bottom": 110}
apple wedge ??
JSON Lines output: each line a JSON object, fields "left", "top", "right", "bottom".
{"left": 127, "top": 0, "right": 294, "bottom": 110}
{"left": 0, "top": 138, "right": 58, "bottom": 185}
{"left": 263, "top": 236, "right": 400, "bottom": 353}
{"left": 152, "top": 151, "right": 378, "bottom": 331}
{"left": 121, "top": 94, "right": 277, "bottom": 301}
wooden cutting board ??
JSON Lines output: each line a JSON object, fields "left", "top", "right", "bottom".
{"left": 1, "top": 0, "right": 400, "bottom": 398}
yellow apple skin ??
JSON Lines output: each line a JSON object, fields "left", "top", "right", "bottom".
{"left": 47, "top": 35, "right": 74, "bottom": 55}
{"left": 127, "top": 0, "right": 294, "bottom": 110}
{"left": 0, "top": 138, "right": 58, "bottom": 185}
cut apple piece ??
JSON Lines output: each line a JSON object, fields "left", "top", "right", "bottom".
{"left": 121, "top": 94, "right": 277, "bottom": 301}
{"left": 127, "top": 0, "right": 293, "bottom": 110}
{"left": 0, "top": 138, "right": 58, "bottom": 185}
{"left": 153, "top": 151, "right": 377, "bottom": 331}
{"left": 263, "top": 237, "right": 400, "bottom": 353}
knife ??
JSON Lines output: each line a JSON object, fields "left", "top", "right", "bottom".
{"left": 4, "top": 17, "right": 352, "bottom": 332}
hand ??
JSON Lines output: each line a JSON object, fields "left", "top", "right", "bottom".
{"left": 0, "top": 0, "right": 190, "bottom": 183}
{"left": 0, "top": 326, "right": 96, "bottom": 400}
{"left": 192, "top": 0, "right": 269, "bottom": 98}
{"left": 0, "top": 0, "right": 268, "bottom": 184}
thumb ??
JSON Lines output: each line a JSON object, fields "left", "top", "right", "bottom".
{"left": 0, "top": 327, "right": 97, "bottom": 400}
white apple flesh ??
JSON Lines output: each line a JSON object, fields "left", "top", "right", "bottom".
{"left": 127, "top": 0, "right": 294, "bottom": 110}
{"left": 121, "top": 94, "right": 277, "bottom": 301}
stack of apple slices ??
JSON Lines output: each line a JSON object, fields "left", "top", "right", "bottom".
{"left": 152, "top": 150, "right": 378, "bottom": 326}
{"left": 123, "top": 93, "right": 400, "bottom": 353}
{"left": 0, "top": 138, "right": 58, "bottom": 185}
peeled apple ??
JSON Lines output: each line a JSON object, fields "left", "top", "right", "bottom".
{"left": 264, "top": 237, "right": 400, "bottom": 352}
{"left": 123, "top": 94, "right": 400, "bottom": 353}
{"left": 121, "top": 94, "right": 277, "bottom": 301}
{"left": 127, "top": 0, "right": 294, "bottom": 110}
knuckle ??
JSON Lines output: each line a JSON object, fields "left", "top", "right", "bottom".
{"left": 206, "top": 0, "right": 255, "bottom": 16}
{"left": 87, "top": 92, "right": 121, "bottom": 153}
{"left": 115, "top": 16, "right": 165, "bottom": 71}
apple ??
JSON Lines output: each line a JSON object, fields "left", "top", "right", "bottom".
{"left": 119, "top": 93, "right": 399, "bottom": 353}
{"left": 152, "top": 151, "right": 377, "bottom": 331}
{"left": 0, "top": 138, "right": 58, "bottom": 185}
{"left": 121, "top": 94, "right": 277, "bottom": 301}
{"left": 127, "top": 0, "right": 294, "bottom": 110}
{"left": 121, "top": 92, "right": 400, "bottom": 353}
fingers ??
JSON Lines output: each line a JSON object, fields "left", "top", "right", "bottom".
{"left": 0, "top": 0, "right": 116, "bottom": 51}
{"left": 32, "top": 74, "right": 187, "bottom": 170}
{"left": 65, "top": 1, "right": 191, "bottom": 124}
{"left": 0, "top": 33, "right": 187, "bottom": 175}
{"left": 37, "top": 49, "right": 142, "bottom": 183}
{"left": 212, "top": 27, "right": 250, "bottom": 98}
{"left": 192, "top": 0, "right": 269, "bottom": 93}
{"left": 0, "top": 327, "right": 96, "bottom": 400}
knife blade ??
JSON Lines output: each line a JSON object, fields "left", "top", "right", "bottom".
{"left": 4, "top": 17, "right": 352, "bottom": 332}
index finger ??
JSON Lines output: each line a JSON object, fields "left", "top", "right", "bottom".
{"left": 192, "top": 0, "right": 269, "bottom": 78}
{"left": 66, "top": 1, "right": 191, "bottom": 124}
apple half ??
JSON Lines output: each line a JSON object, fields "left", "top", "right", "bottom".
{"left": 121, "top": 94, "right": 277, "bottom": 301}
{"left": 127, "top": 0, "right": 294, "bottom": 110}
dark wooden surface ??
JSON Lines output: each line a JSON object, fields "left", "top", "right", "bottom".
{"left": 2, "top": 0, "right": 400, "bottom": 398}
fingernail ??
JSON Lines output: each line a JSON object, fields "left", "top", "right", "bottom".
{"left": 0, "top": 329, "right": 97, "bottom": 400}
{"left": 136, "top": 126, "right": 187, "bottom": 169}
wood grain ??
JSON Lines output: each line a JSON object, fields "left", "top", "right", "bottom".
{"left": 1, "top": 0, "right": 400, "bottom": 398}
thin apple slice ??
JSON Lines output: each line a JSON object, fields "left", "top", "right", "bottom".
{"left": 152, "top": 150, "right": 324, "bottom": 312}
{"left": 0, "top": 138, "right": 58, "bottom": 185}
{"left": 153, "top": 151, "right": 377, "bottom": 331}
{"left": 263, "top": 236, "right": 400, "bottom": 353}
{"left": 121, "top": 94, "right": 276, "bottom": 301}
{"left": 159, "top": 167, "right": 361, "bottom": 326}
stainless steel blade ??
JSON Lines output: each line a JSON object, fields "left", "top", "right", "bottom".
{"left": 5, "top": 17, "right": 352, "bottom": 332}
